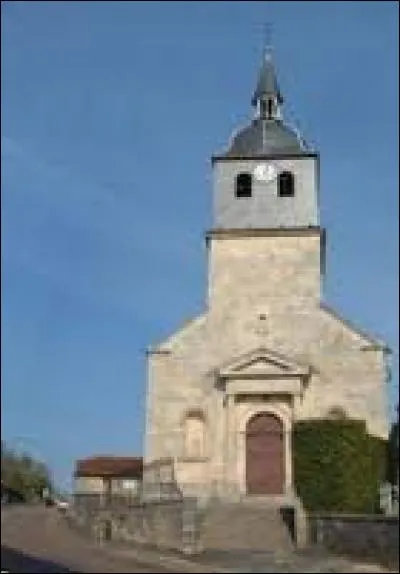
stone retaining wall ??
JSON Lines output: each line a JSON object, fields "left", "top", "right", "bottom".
{"left": 71, "top": 495, "right": 399, "bottom": 569}
{"left": 72, "top": 493, "right": 202, "bottom": 554}
{"left": 309, "top": 513, "right": 399, "bottom": 569}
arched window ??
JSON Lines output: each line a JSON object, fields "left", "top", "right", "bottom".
{"left": 235, "top": 172, "right": 252, "bottom": 198}
{"left": 278, "top": 171, "right": 295, "bottom": 197}
{"left": 183, "top": 411, "right": 206, "bottom": 458}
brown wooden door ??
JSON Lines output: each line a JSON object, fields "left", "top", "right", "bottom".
{"left": 246, "top": 413, "right": 284, "bottom": 495}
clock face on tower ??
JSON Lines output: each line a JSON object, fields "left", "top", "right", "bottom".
{"left": 253, "top": 162, "right": 277, "bottom": 183}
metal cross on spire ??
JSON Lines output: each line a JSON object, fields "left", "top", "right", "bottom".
{"left": 263, "top": 22, "right": 273, "bottom": 59}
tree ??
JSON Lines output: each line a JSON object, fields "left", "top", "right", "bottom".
{"left": 1, "top": 441, "right": 53, "bottom": 501}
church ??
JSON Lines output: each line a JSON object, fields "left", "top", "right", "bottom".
{"left": 143, "top": 48, "right": 389, "bottom": 503}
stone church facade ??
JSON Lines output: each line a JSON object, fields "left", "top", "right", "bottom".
{"left": 144, "top": 50, "right": 389, "bottom": 503}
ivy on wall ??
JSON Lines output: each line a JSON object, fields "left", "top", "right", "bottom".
{"left": 293, "top": 419, "right": 387, "bottom": 513}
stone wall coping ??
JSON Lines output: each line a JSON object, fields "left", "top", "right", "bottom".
{"left": 310, "top": 512, "right": 399, "bottom": 522}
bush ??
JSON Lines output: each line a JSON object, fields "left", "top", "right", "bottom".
{"left": 293, "top": 418, "right": 387, "bottom": 513}
{"left": 386, "top": 416, "right": 399, "bottom": 485}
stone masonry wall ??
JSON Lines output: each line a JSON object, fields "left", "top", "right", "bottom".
{"left": 309, "top": 513, "right": 399, "bottom": 569}
{"left": 146, "top": 303, "right": 388, "bottom": 470}
{"left": 71, "top": 494, "right": 202, "bottom": 554}
{"left": 145, "top": 230, "right": 388, "bottom": 492}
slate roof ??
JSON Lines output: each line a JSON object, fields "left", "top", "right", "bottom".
{"left": 225, "top": 118, "right": 305, "bottom": 157}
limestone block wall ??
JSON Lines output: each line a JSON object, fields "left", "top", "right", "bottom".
{"left": 145, "top": 350, "right": 213, "bottom": 463}
{"left": 289, "top": 309, "right": 388, "bottom": 439}
{"left": 145, "top": 225, "right": 388, "bottom": 476}
{"left": 207, "top": 232, "right": 322, "bottom": 313}
{"left": 146, "top": 305, "right": 387, "bottom": 473}
{"left": 146, "top": 309, "right": 388, "bottom": 464}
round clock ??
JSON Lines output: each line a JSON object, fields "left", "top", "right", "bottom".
{"left": 253, "top": 163, "right": 277, "bottom": 183}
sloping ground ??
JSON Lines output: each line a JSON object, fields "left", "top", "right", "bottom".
{"left": 188, "top": 547, "right": 398, "bottom": 573}
{"left": 0, "top": 504, "right": 170, "bottom": 573}
{"left": 1, "top": 545, "right": 76, "bottom": 573}
{"left": 5, "top": 504, "right": 394, "bottom": 574}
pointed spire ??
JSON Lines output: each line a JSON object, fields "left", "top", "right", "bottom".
{"left": 252, "top": 25, "right": 283, "bottom": 119}
{"left": 221, "top": 29, "right": 310, "bottom": 157}
{"left": 252, "top": 53, "right": 283, "bottom": 107}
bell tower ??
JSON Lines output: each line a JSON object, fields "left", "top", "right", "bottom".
{"left": 207, "top": 50, "right": 325, "bottom": 313}
{"left": 211, "top": 50, "right": 320, "bottom": 230}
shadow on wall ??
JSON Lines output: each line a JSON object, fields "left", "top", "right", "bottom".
{"left": 279, "top": 505, "right": 296, "bottom": 542}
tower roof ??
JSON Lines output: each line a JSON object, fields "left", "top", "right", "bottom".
{"left": 251, "top": 53, "right": 283, "bottom": 107}
{"left": 226, "top": 119, "right": 304, "bottom": 157}
{"left": 222, "top": 50, "right": 309, "bottom": 158}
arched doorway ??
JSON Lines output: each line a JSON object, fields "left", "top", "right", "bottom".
{"left": 245, "top": 412, "right": 285, "bottom": 495}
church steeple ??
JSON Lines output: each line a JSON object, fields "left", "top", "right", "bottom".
{"left": 251, "top": 51, "right": 283, "bottom": 121}
{"left": 220, "top": 44, "right": 308, "bottom": 158}
{"left": 211, "top": 40, "right": 319, "bottom": 232}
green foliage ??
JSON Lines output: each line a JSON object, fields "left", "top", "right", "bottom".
{"left": 386, "top": 412, "right": 399, "bottom": 485}
{"left": 293, "top": 419, "right": 387, "bottom": 513}
{"left": 1, "top": 440, "right": 53, "bottom": 500}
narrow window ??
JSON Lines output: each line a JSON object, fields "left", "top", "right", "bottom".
{"left": 260, "top": 100, "right": 267, "bottom": 118}
{"left": 278, "top": 171, "right": 295, "bottom": 197}
{"left": 267, "top": 99, "right": 273, "bottom": 119}
{"left": 235, "top": 172, "right": 252, "bottom": 198}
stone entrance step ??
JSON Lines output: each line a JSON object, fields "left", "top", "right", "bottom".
{"left": 200, "top": 501, "right": 294, "bottom": 553}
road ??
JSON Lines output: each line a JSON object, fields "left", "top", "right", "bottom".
{"left": 0, "top": 505, "right": 182, "bottom": 573}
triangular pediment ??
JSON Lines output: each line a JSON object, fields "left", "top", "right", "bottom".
{"left": 218, "top": 347, "right": 310, "bottom": 379}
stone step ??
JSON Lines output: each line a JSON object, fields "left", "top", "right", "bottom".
{"left": 200, "top": 503, "right": 294, "bottom": 553}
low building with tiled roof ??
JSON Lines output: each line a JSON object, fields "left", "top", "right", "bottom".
{"left": 73, "top": 455, "right": 143, "bottom": 498}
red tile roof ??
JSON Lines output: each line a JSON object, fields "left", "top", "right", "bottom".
{"left": 74, "top": 456, "right": 143, "bottom": 479}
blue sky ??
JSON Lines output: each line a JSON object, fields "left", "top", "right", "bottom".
{"left": 1, "top": 1, "right": 398, "bottom": 491}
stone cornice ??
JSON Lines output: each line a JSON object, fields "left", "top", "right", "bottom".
{"left": 145, "top": 348, "right": 171, "bottom": 356}
{"left": 211, "top": 152, "right": 319, "bottom": 164}
{"left": 205, "top": 226, "right": 324, "bottom": 243}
